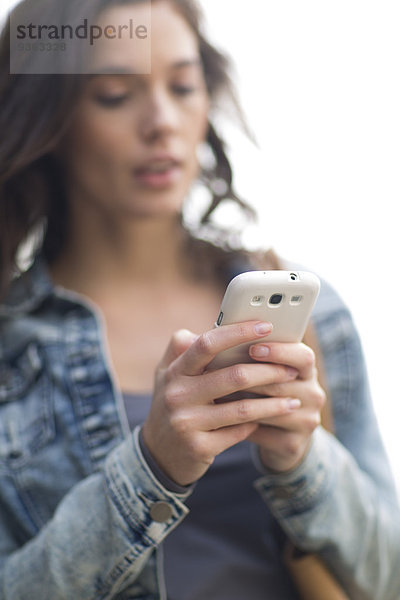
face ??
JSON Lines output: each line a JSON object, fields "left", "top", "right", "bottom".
{"left": 60, "top": 0, "right": 210, "bottom": 221}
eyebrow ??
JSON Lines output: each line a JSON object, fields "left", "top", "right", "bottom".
{"left": 88, "top": 57, "right": 202, "bottom": 77}
{"left": 171, "top": 58, "right": 202, "bottom": 70}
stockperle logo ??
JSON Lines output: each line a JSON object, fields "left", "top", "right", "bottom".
{"left": 10, "top": 2, "right": 151, "bottom": 75}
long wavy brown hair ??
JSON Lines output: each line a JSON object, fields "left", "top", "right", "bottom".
{"left": 0, "top": 0, "right": 266, "bottom": 296}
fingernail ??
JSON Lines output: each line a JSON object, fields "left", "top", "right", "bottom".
{"left": 287, "top": 398, "right": 301, "bottom": 410}
{"left": 249, "top": 344, "right": 270, "bottom": 358}
{"left": 287, "top": 367, "right": 299, "bottom": 379}
{"left": 254, "top": 322, "right": 273, "bottom": 335}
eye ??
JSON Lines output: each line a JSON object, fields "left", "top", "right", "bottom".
{"left": 94, "top": 94, "right": 130, "bottom": 107}
{"left": 171, "top": 84, "right": 196, "bottom": 97}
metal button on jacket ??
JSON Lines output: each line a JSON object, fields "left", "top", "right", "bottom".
{"left": 150, "top": 501, "right": 173, "bottom": 523}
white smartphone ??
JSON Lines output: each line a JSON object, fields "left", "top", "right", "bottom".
{"left": 208, "top": 270, "right": 320, "bottom": 370}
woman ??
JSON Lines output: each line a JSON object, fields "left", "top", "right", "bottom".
{"left": 0, "top": 0, "right": 399, "bottom": 598}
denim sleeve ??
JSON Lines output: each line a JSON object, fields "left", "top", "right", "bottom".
{"left": 0, "top": 427, "right": 190, "bottom": 599}
{"left": 253, "top": 284, "right": 400, "bottom": 600}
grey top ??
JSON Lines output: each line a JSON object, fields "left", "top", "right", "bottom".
{"left": 123, "top": 392, "right": 298, "bottom": 600}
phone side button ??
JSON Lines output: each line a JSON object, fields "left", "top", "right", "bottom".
{"left": 216, "top": 311, "right": 224, "bottom": 326}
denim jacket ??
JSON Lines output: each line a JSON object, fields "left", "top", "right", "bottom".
{"left": 0, "top": 257, "right": 399, "bottom": 600}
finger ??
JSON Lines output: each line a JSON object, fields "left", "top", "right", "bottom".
{"left": 248, "top": 342, "right": 316, "bottom": 379}
{"left": 176, "top": 321, "right": 273, "bottom": 376}
{"left": 250, "top": 379, "right": 326, "bottom": 412}
{"left": 254, "top": 406, "right": 303, "bottom": 428}
{"left": 158, "top": 329, "right": 198, "bottom": 369}
{"left": 248, "top": 379, "right": 308, "bottom": 400}
{"left": 199, "top": 396, "right": 302, "bottom": 430}
{"left": 184, "top": 361, "right": 299, "bottom": 405}
{"left": 253, "top": 402, "right": 321, "bottom": 431}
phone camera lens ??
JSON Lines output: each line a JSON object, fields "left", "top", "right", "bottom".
{"left": 269, "top": 293, "right": 283, "bottom": 305}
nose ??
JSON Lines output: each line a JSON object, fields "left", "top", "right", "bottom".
{"left": 138, "top": 87, "right": 179, "bottom": 142}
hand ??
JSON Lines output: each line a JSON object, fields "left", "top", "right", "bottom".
{"left": 246, "top": 341, "right": 326, "bottom": 473}
{"left": 141, "top": 321, "right": 302, "bottom": 487}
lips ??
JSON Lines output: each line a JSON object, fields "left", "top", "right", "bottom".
{"left": 133, "top": 157, "right": 183, "bottom": 188}
{"left": 136, "top": 159, "right": 178, "bottom": 174}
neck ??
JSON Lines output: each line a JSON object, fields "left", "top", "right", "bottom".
{"left": 49, "top": 210, "right": 191, "bottom": 294}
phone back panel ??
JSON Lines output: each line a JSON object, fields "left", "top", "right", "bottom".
{"left": 209, "top": 270, "right": 320, "bottom": 369}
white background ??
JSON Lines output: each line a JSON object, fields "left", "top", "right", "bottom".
{"left": 199, "top": 0, "right": 400, "bottom": 497}
{"left": 2, "top": 1, "right": 399, "bottom": 496}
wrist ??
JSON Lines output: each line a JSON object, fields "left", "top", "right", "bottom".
{"left": 138, "top": 427, "right": 195, "bottom": 495}
{"left": 256, "top": 438, "right": 313, "bottom": 475}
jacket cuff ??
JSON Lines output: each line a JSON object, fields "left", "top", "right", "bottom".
{"left": 104, "top": 426, "right": 191, "bottom": 547}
